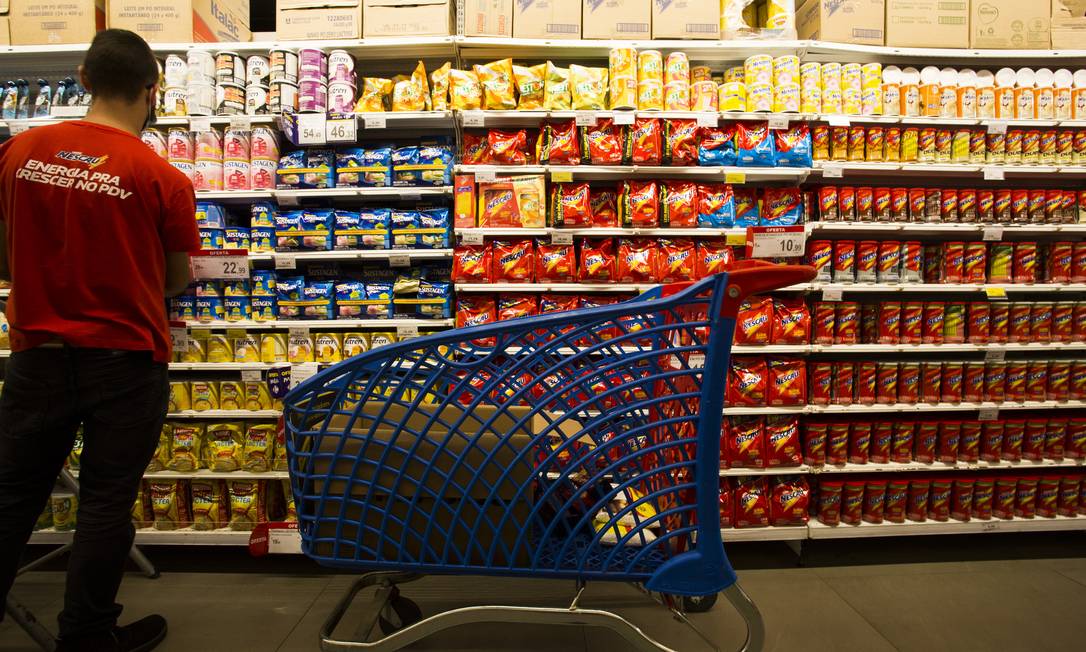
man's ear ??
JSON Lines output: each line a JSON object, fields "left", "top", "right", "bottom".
{"left": 78, "top": 65, "right": 91, "bottom": 93}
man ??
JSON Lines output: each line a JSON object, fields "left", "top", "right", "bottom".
{"left": 0, "top": 30, "right": 199, "bottom": 651}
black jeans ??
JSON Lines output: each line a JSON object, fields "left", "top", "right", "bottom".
{"left": 0, "top": 347, "right": 168, "bottom": 639}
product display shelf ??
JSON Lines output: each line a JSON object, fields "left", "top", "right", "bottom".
{"left": 168, "top": 362, "right": 282, "bottom": 372}
{"left": 459, "top": 227, "right": 746, "bottom": 238}
{"left": 807, "top": 515, "right": 1086, "bottom": 539}
{"left": 811, "top": 223, "right": 1086, "bottom": 236}
{"left": 500, "top": 343, "right": 1086, "bottom": 356}
{"left": 29, "top": 528, "right": 253, "bottom": 546}
{"left": 0, "top": 288, "right": 8, "bottom": 298}
{"left": 166, "top": 410, "right": 280, "bottom": 419}
{"left": 183, "top": 319, "right": 453, "bottom": 330}
{"left": 457, "top": 164, "right": 805, "bottom": 182}
{"left": 247, "top": 249, "right": 454, "bottom": 264}
{"left": 722, "top": 526, "right": 809, "bottom": 542}
{"left": 194, "top": 187, "right": 452, "bottom": 204}
{"left": 0, "top": 350, "right": 9, "bottom": 358}
{"left": 455, "top": 282, "right": 1086, "bottom": 294}
{"left": 71, "top": 468, "right": 289, "bottom": 481}
{"left": 813, "top": 162, "right": 1086, "bottom": 179}
{"left": 813, "top": 459, "right": 1085, "bottom": 474}
{"left": 723, "top": 401, "right": 1086, "bottom": 416}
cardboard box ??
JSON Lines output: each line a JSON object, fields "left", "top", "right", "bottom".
{"left": 582, "top": 0, "right": 651, "bottom": 39}
{"left": 458, "top": 0, "right": 512, "bottom": 36}
{"left": 9, "top": 0, "right": 105, "bottom": 45}
{"left": 1, "top": 0, "right": 9, "bottom": 13}
{"left": 513, "top": 0, "right": 581, "bottom": 39}
{"left": 796, "top": 0, "right": 885, "bottom": 45}
{"left": 0, "top": 17, "right": 9, "bottom": 44}
{"left": 885, "top": 0, "right": 970, "bottom": 48}
{"left": 363, "top": 0, "right": 451, "bottom": 37}
{"left": 969, "top": 0, "right": 1049, "bottom": 48}
{"left": 106, "top": 1, "right": 250, "bottom": 43}
{"left": 651, "top": 0, "right": 719, "bottom": 39}
{"left": 277, "top": 0, "right": 361, "bottom": 40}
{"left": 1052, "top": 0, "right": 1086, "bottom": 48}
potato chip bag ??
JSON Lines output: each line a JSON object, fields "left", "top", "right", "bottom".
{"left": 664, "top": 118, "right": 699, "bottom": 166}
{"left": 498, "top": 294, "right": 538, "bottom": 321}
{"left": 492, "top": 239, "right": 535, "bottom": 282}
{"left": 487, "top": 129, "right": 527, "bottom": 165}
{"left": 544, "top": 62, "right": 571, "bottom": 111}
{"left": 462, "top": 132, "right": 489, "bottom": 164}
{"left": 413, "top": 60, "right": 431, "bottom": 111}
{"left": 627, "top": 117, "right": 662, "bottom": 165}
{"left": 660, "top": 181, "right": 697, "bottom": 227}
{"left": 449, "top": 69, "right": 483, "bottom": 110}
{"left": 620, "top": 180, "right": 659, "bottom": 227}
{"left": 131, "top": 482, "right": 153, "bottom": 528}
{"left": 191, "top": 480, "right": 227, "bottom": 531}
{"left": 453, "top": 244, "right": 492, "bottom": 283}
{"left": 206, "top": 422, "right": 244, "bottom": 472}
{"left": 218, "top": 381, "right": 244, "bottom": 410}
{"left": 392, "top": 76, "right": 426, "bottom": 112}
{"left": 189, "top": 380, "right": 219, "bottom": 411}
{"left": 570, "top": 65, "right": 608, "bottom": 111}
{"left": 766, "top": 416, "right": 803, "bottom": 467}
{"left": 535, "top": 242, "right": 576, "bottom": 282}
{"left": 168, "top": 382, "right": 190, "bottom": 412}
{"left": 355, "top": 77, "right": 392, "bottom": 112}
{"left": 696, "top": 240, "right": 735, "bottom": 278}
{"left": 475, "top": 58, "right": 516, "bottom": 110}
{"left": 770, "top": 477, "right": 809, "bottom": 525}
{"left": 539, "top": 120, "right": 580, "bottom": 165}
{"left": 228, "top": 481, "right": 266, "bottom": 531}
{"left": 617, "top": 238, "right": 658, "bottom": 283}
{"left": 657, "top": 238, "right": 696, "bottom": 283}
{"left": 736, "top": 296, "right": 772, "bottom": 345}
{"left": 727, "top": 356, "right": 767, "bottom": 407}
{"left": 581, "top": 118, "right": 622, "bottom": 165}
{"left": 148, "top": 425, "right": 172, "bottom": 472}
{"left": 734, "top": 477, "right": 770, "bottom": 527}
{"left": 514, "top": 63, "right": 546, "bottom": 110}
{"left": 150, "top": 481, "right": 190, "bottom": 531}
{"left": 243, "top": 424, "right": 276, "bottom": 473}
{"left": 768, "top": 358, "right": 807, "bottom": 406}
{"left": 166, "top": 423, "right": 204, "bottom": 472}
{"left": 590, "top": 188, "right": 619, "bottom": 227}
{"left": 579, "top": 237, "right": 616, "bottom": 282}
{"left": 281, "top": 480, "right": 297, "bottom": 522}
{"left": 244, "top": 381, "right": 273, "bottom": 411}
{"left": 430, "top": 61, "right": 451, "bottom": 111}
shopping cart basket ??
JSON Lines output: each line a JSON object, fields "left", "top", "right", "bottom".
{"left": 283, "top": 260, "right": 815, "bottom": 651}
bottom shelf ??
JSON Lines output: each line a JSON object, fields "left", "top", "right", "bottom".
{"left": 807, "top": 515, "right": 1086, "bottom": 539}
{"left": 723, "top": 526, "right": 809, "bottom": 542}
{"left": 30, "top": 527, "right": 253, "bottom": 546}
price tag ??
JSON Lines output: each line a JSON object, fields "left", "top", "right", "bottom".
{"left": 551, "top": 170, "right": 573, "bottom": 183}
{"left": 981, "top": 521, "right": 1000, "bottom": 532}
{"left": 822, "top": 287, "right": 843, "bottom": 301}
{"left": 288, "top": 327, "right": 311, "bottom": 343}
{"left": 983, "top": 167, "right": 1005, "bottom": 181}
{"left": 474, "top": 168, "right": 497, "bottom": 183}
{"left": 361, "top": 114, "right": 386, "bottom": 130}
{"left": 275, "top": 254, "right": 297, "bottom": 270}
{"left": 268, "top": 528, "right": 302, "bottom": 554}
{"left": 276, "top": 191, "right": 300, "bottom": 207}
{"left": 170, "top": 326, "right": 191, "bottom": 352}
{"left": 725, "top": 172, "right": 746, "bottom": 184}
{"left": 228, "top": 115, "right": 252, "bottom": 131}
{"left": 978, "top": 407, "right": 999, "bottom": 421}
{"left": 189, "top": 117, "right": 212, "bottom": 132}
{"left": 396, "top": 325, "right": 420, "bottom": 339}
{"left": 327, "top": 116, "right": 358, "bottom": 141}
{"left": 827, "top": 115, "right": 850, "bottom": 127}
{"left": 290, "top": 362, "right": 320, "bottom": 389}
{"left": 400, "top": 191, "right": 422, "bottom": 202}
{"left": 389, "top": 254, "right": 411, "bottom": 267}
{"left": 984, "top": 348, "right": 1006, "bottom": 363}
{"left": 986, "top": 120, "right": 1008, "bottom": 135}
{"left": 985, "top": 286, "right": 1008, "bottom": 300}
{"left": 982, "top": 226, "right": 1004, "bottom": 241}
{"left": 696, "top": 113, "right": 718, "bottom": 128}
{"left": 822, "top": 165, "right": 844, "bottom": 178}
{"left": 725, "top": 232, "right": 747, "bottom": 246}
{"left": 462, "top": 111, "right": 485, "bottom": 127}
{"left": 574, "top": 111, "right": 597, "bottom": 127}
{"left": 746, "top": 225, "right": 806, "bottom": 259}
{"left": 7, "top": 121, "right": 29, "bottom": 135}
{"left": 189, "top": 250, "right": 251, "bottom": 280}
{"left": 768, "top": 117, "right": 789, "bottom": 130}
{"left": 613, "top": 111, "right": 635, "bottom": 125}
{"left": 241, "top": 369, "right": 263, "bottom": 383}
{"left": 551, "top": 231, "right": 574, "bottom": 245}
{"left": 296, "top": 113, "right": 327, "bottom": 145}
{"left": 461, "top": 231, "right": 485, "bottom": 245}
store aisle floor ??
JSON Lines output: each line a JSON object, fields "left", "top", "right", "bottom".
{"left": 2, "top": 534, "right": 1084, "bottom": 651}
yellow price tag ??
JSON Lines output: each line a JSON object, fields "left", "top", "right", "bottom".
{"left": 551, "top": 170, "right": 573, "bottom": 183}
{"left": 985, "top": 287, "right": 1007, "bottom": 300}
{"left": 725, "top": 233, "right": 747, "bottom": 246}
{"left": 725, "top": 172, "right": 746, "bottom": 184}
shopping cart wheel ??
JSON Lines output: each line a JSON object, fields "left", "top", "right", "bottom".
{"left": 682, "top": 593, "right": 718, "bottom": 613}
{"left": 378, "top": 587, "right": 422, "bottom": 636}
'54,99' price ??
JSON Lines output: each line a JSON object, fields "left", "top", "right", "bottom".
{"left": 746, "top": 226, "right": 806, "bottom": 259}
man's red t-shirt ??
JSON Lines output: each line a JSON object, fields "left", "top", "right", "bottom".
{"left": 0, "top": 121, "right": 200, "bottom": 362}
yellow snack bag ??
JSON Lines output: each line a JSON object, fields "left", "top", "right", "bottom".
{"left": 448, "top": 68, "right": 483, "bottom": 110}
{"left": 355, "top": 77, "right": 392, "bottom": 112}
{"left": 430, "top": 61, "right": 451, "bottom": 111}
{"left": 315, "top": 332, "right": 343, "bottom": 363}
{"left": 151, "top": 481, "right": 191, "bottom": 531}
{"left": 544, "top": 62, "right": 571, "bottom": 111}
{"left": 243, "top": 424, "right": 276, "bottom": 472}
{"left": 190, "top": 380, "right": 219, "bottom": 411}
{"left": 228, "top": 481, "right": 265, "bottom": 531}
{"left": 168, "top": 382, "right": 191, "bottom": 412}
{"left": 181, "top": 330, "right": 208, "bottom": 363}
{"left": 513, "top": 63, "right": 546, "bottom": 110}
{"left": 273, "top": 427, "right": 288, "bottom": 472}
{"left": 207, "top": 334, "right": 232, "bottom": 363}
{"left": 34, "top": 502, "right": 53, "bottom": 531}
{"left": 244, "top": 381, "right": 273, "bottom": 411}
{"left": 68, "top": 430, "right": 83, "bottom": 470}
{"left": 132, "top": 482, "right": 154, "bottom": 528}
{"left": 288, "top": 332, "right": 314, "bottom": 363}
{"left": 191, "top": 480, "right": 227, "bottom": 531}
{"left": 219, "top": 381, "right": 244, "bottom": 411}
{"left": 147, "top": 425, "right": 172, "bottom": 472}
{"left": 166, "top": 423, "right": 205, "bottom": 472}
{"left": 52, "top": 494, "right": 78, "bottom": 531}
{"left": 206, "top": 422, "right": 244, "bottom": 472}
{"left": 414, "top": 60, "right": 431, "bottom": 111}
{"left": 392, "top": 77, "right": 426, "bottom": 112}
{"left": 281, "top": 479, "right": 297, "bottom": 522}
{"left": 260, "top": 333, "right": 287, "bottom": 363}
{"left": 570, "top": 64, "right": 609, "bottom": 111}
{"left": 233, "top": 334, "right": 260, "bottom": 363}
{"left": 474, "top": 58, "right": 516, "bottom": 110}
{"left": 342, "top": 332, "right": 369, "bottom": 357}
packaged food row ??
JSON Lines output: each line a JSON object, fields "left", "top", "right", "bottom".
{"left": 462, "top": 120, "right": 812, "bottom": 168}
{"left": 727, "top": 357, "right": 1086, "bottom": 407}
{"left": 813, "top": 185, "right": 1086, "bottom": 225}
{"left": 171, "top": 329, "right": 402, "bottom": 365}
{"left": 143, "top": 126, "right": 280, "bottom": 192}
{"left": 277, "top": 142, "right": 454, "bottom": 190}
{"left": 134, "top": 479, "right": 291, "bottom": 532}
{"left": 812, "top": 124, "right": 1086, "bottom": 166}
{"left": 452, "top": 239, "right": 743, "bottom": 284}
{"left": 813, "top": 473, "right": 1085, "bottom": 526}
{"left": 807, "top": 239, "right": 1074, "bottom": 285}
{"left": 167, "top": 381, "right": 280, "bottom": 413}
{"left": 720, "top": 476, "right": 810, "bottom": 528}
{"left": 2, "top": 76, "right": 87, "bottom": 120}
{"left": 149, "top": 422, "right": 283, "bottom": 474}
{"left": 456, "top": 294, "right": 643, "bottom": 332}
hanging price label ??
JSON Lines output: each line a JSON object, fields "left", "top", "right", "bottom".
{"left": 189, "top": 117, "right": 212, "bottom": 132}
{"left": 461, "top": 231, "right": 485, "bottom": 245}
{"left": 361, "top": 114, "right": 386, "bottom": 130}
{"left": 574, "top": 111, "right": 598, "bottom": 127}
{"left": 551, "top": 170, "right": 573, "bottom": 183}
{"left": 169, "top": 324, "right": 191, "bottom": 352}
{"left": 827, "top": 115, "right": 850, "bottom": 127}
{"left": 985, "top": 286, "right": 1008, "bottom": 300}
{"left": 396, "top": 325, "right": 420, "bottom": 339}
{"left": 725, "top": 172, "right": 746, "bottom": 184}
{"left": 725, "top": 232, "right": 747, "bottom": 246}
{"left": 290, "top": 362, "right": 320, "bottom": 389}
{"left": 821, "top": 165, "right": 844, "bottom": 178}
{"left": 822, "top": 287, "right": 843, "bottom": 301}
{"left": 241, "top": 369, "right": 263, "bottom": 383}
{"left": 612, "top": 111, "right": 635, "bottom": 125}
{"left": 768, "top": 117, "right": 789, "bottom": 130}
{"left": 983, "top": 167, "right": 1005, "bottom": 181}
{"left": 982, "top": 226, "right": 1004, "bottom": 241}
{"left": 696, "top": 113, "right": 718, "bottom": 128}
{"left": 978, "top": 407, "right": 999, "bottom": 421}
{"left": 190, "top": 250, "right": 251, "bottom": 280}
{"left": 389, "top": 254, "right": 411, "bottom": 267}
{"left": 228, "top": 115, "right": 252, "bottom": 131}
{"left": 986, "top": 120, "right": 1008, "bottom": 135}
{"left": 296, "top": 114, "right": 326, "bottom": 145}
{"left": 267, "top": 527, "right": 302, "bottom": 554}
{"left": 474, "top": 168, "right": 498, "bottom": 183}
{"left": 461, "top": 111, "right": 485, "bottom": 127}
{"left": 984, "top": 348, "right": 1006, "bottom": 362}
{"left": 551, "top": 231, "right": 574, "bottom": 245}
{"left": 275, "top": 254, "right": 297, "bottom": 270}
{"left": 326, "top": 116, "right": 358, "bottom": 141}
{"left": 746, "top": 225, "right": 806, "bottom": 259}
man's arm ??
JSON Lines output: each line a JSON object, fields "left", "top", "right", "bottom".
{"left": 0, "top": 219, "right": 10, "bottom": 282}
{"left": 165, "top": 251, "right": 191, "bottom": 297}
{"left": 161, "top": 184, "right": 199, "bottom": 298}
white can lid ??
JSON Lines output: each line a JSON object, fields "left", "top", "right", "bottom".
{"left": 1054, "top": 69, "right": 1074, "bottom": 88}
{"left": 958, "top": 69, "right": 977, "bottom": 86}
{"left": 1034, "top": 68, "right": 1055, "bottom": 88}
{"left": 995, "top": 67, "right": 1018, "bottom": 87}
{"left": 1015, "top": 68, "right": 1036, "bottom": 88}
{"left": 975, "top": 70, "right": 995, "bottom": 88}
{"left": 882, "top": 65, "right": 903, "bottom": 85}
{"left": 920, "top": 66, "right": 941, "bottom": 85}
{"left": 939, "top": 67, "right": 958, "bottom": 86}
{"left": 901, "top": 67, "right": 921, "bottom": 85}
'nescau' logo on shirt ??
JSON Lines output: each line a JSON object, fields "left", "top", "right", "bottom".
{"left": 55, "top": 151, "right": 109, "bottom": 169}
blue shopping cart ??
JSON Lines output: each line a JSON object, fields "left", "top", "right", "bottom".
{"left": 283, "top": 260, "right": 815, "bottom": 651}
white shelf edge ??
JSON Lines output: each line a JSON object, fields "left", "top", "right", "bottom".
{"left": 166, "top": 410, "right": 282, "bottom": 419}
{"left": 724, "top": 400, "right": 1086, "bottom": 415}
{"left": 807, "top": 515, "right": 1086, "bottom": 539}
{"left": 30, "top": 527, "right": 255, "bottom": 546}
{"left": 184, "top": 319, "right": 454, "bottom": 330}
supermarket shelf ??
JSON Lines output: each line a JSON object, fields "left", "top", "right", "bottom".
{"left": 810, "top": 222, "right": 1086, "bottom": 236}
{"left": 248, "top": 249, "right": 453, "bottom": 263}
{"left": 813, "top": 459, "right": 1085, "bottom": 474}
{"left": 802, "top": 40, "right": 1086, "bottom": 64}
{"left": 813, "top": 162, "right": 1086, "bottom": 179}
{"left": 456, "top": 164, "right": 806, "bottom": 182}
{"left": 455, "top": 283, "right": 653, "bottom": 293}
{"left": 459, "top": 227, "right": 744, "bottom": 238}
{"left": 724, "top": 400, "right": 1086, "bottom": 416}
{"left": 168, "top": 362, "right": 281, "bottom": 372}
{"left": 29, "top": 527, "right": 253, "bottom": 546}
{"left": 721, "top": 466, "right": 813, "bottom": 477}
{"left": 184, "top": 319, "right": 453, "bottom": 330}
{"left": 807, "top": 516, "right": 1086, "bottom": 540}
{"left": 0, "top": 349, "right": 9, "bottom": 358}
{"left": 817, "top": 342, "right": 1086, "bottom": 353}
{"left": 352, "top": 111, "right": 455, "bottom": 129}
{"left": 167, "top": 410, "right": 281, "bottom": 419}
{"left": 274, "top": 187, "right": 452, "bottom": 202}
{"left": 722, "top": 526, "right": 809, "bottom": 542}
{"left": 456, "top": 282, "right": 1086, "bottom": 295}
{"left": 454, "top": 37, "right": 806, "bottom": 62}
{"left": 196, "top": 190, "right": 275, "bottom": 201}
{"left": 141, "top": 469, "right": 289, "bottom": 480}
{"left": 0, "top": 288, "right": 7, "bottom": 298}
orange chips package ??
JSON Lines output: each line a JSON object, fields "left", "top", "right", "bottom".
{"left": 582, "top": 118, "right": 623, "bottom": 165}
{"left": 487, "top": 129, "right": 528, "bottom": 165}
{"left": 620, "top": 180, "right": 659, "bottom": 227}
{"left": 627, "top": 117, "right": 662, "bottom": 165}
{"left": 536, "top": 241, "right": 576, "bottom": 282}
{"left": 570, "top": 64, "right": 608, "bottom": 110}
{"left": 726, "top": 417, "right": 766, "bottom": 469}
{"left": 657, "top": 238, "right": 696, "bottom": 283}
{"left": 452, "top": 244, "right": 492, "bottom": 283}
{"left": 474, "top": 58, "right": 516, "bottom": 110}
{"left": 355, "top": 77, "right": 392, "bottom": 112}
{"left": 578, "top": 237, "right": 616, "bottom": 282}
{"left": 728, "top": 356, "right": 768, "bottom": 407}
{"left": 498, "top": 294, "right": 539, "bottom": 321}
{"left": 491, "top": 239, "right": 535, "bottom": 282}
{"left": 617, "top": 238, "right": 658, "bottom": 283}
{"left": 448, "top": 68, "right": 483, "bottom": 110}
{"left": 772, "top": 297, "right": 811, "bottom": 344}
{"left": 551, "top": 183, "right": 592, "bottom": 227}
{"left": 736, "top": 296, "right": 773, "bottom": 345}
{"left": 768, "top": 358, "right": 807, "bottom": 406}
{"left": 664, "top": 118, "right": 699, "bottom": 166}
{"left": 430, "top": 62, "right": 451, "bottom": 111}
{"left": 461, "top": 132, "right": 489, "bottom": 164}
{"left": 696, "top": 240, "right": 736, "bottom": 278}
{"left": 456, "top": 295, "right": 496, "bottom": 329}
{"left": 540, "top": 120, "right": 581, "bottom": 166}
{"left": 513, "top": 63, "right": 546, "bottom": 110}
{"left": 660, "top": 181, "right": 698, "bottom": 227}
{"left": 590, "top": 188, "right": 619, "bottom": 227}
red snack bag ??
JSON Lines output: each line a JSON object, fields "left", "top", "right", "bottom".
{"left": 937, "top": 421, "right": 961, "bottom": 463}
{"left": 719, "top": 479, "right": 734, "bottom": 527}
{"left": 628, "top": 117, "right": 662, "bottom": 165}
{"left": 849, "top": 422, "right": 872, "bottom": 464}
{"left": 863, "top": 480, "right": 887, "bottom": 524}
{"left": 871, "top": 422, "right": 892, "bottom": 464}
{"left": 540, "top": 119, "right": 580, "bottom": 165}
{"left": 915, "top": 421, "right": 938, "bottom": 463}
{"left": 993, "top": 477, "right": 1018, "bottom": 519}
{"left": 826, "top": 422, "right": 850, "bottom": 465}
{"left": 552, "top": 182, "right": 592, "bottom": 227}
{"left": 487, "top": 129, "right": 527, "bottom": 165}
{"left": 1037, "top": 477, "right": 1061, "bottom": 518}
{"left": 462, "top": 132, "right": 490, "bottom": 164}
{"left": 620, "top": 180, "right": 659, "bottom": 227}
{"left": 581, "top": 118, "right": 623, "bottom": 165}
{"left": 973, "top": 477, "right": 995, "bottom": 520}
{"left": 907, "top": 479, "right": 931, "bottom": 522}
{"left": 762, "top": 187, "right": 804, "bottom": 226}
{"left": 660, "top": 181, "right": 698, "bottom": 227}
{"left": 959, "top": 420, "right": 981, "bottom": 463}
{"left": 891, "top": 422, "right": 915, "bottom": 463}
{"left": 452, "top": 244, "right": 493, "bottom": 283}
{"left": 539, "top": 293, "right": 579, "bottom": 314}
{"left": 492, "top": 239, "right": 535, "bottom": 282}
{"left": 589, "top": 188, "right": 619, "bottom": 227}
{"left": 802, "top": 422, "right": 828, "bottom": 465}
{"left": 1002, "top": 419, "right": 1025, "bottom": 462}
{"left": 456, "top": 295, "right": 497, "bottom": 329}
{"left": 578, "top": 237, "right": 616, "bottom": 282}
{"left": 664, "top": 118, "right": 699, "bottom": 166}
{"left": 772, "top": 298, "right": 810, "bottom": 344}
{"left": 1023, "top": 419, "right": 1047, "bottom": 461}
{"left": 767, "top": 358, "right": 806, "bottom": 406}
{"left": 928, "top": 478, "right": 952, "bottom": 521}
{"left": 656, "top": 238, "right": 696, "bottom": 283}
{"left": 842, "top": 480, "right": 866, "bottom": 525}
{"left": 1068, "top": 418, "right": 1086, "bottom": 460}
{"left": 727, "top": 357, "right": 768, "bottom": 407}
{"left": 616, "top": 238, "right": 657, "bottom": 283}
{"left": 809, "top": 361, "right": 833, "bottom": 406}
{"left": 735, "top": 296, "right": 773, "bottom": 345}
{"left": 1058, "top": 476, "right": 1081, "bottom": 517}
{"left": 1014, "top": 476, "right": 1039, "bottom": 518}
{"left": 951, "top": 478, "right": 975, "bottom": 522}
{"left": 770, "top": 477, "right": 810, "bottom": 526}
{"left": 535, "top": 241, "right": 576, "bottom": 282}
{"left": 817, "top": 480, "right": 844, "bottom": 526}
{"left": 886, "top": 479, "right": 910, "bottom": 523}
{"left": 812, "top": 302, "right": 836, "bottom": 344}
{"left": 734, "top": 477, "right": 770, "bottom": 528}
{"left": 832, "top": 361, "right": 855, "bottom": 406}
{"left": 980, "top": 421, "right": 1004, "bottom": 462}
{"left": 696, "top": 183, "right": 734, "bottom": 227}
{"left": 765, "top": 415, "right": 802, "bottom": 467}
{"left": 497, "top": 294, "right": 538, "bottom": 321}
{"left": 696, "top": 240, "right": 735, "bottom": 278}
{"left": 725, "top": 417, "right": 765, "bottom": 468}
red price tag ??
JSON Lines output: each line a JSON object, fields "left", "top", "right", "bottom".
{"left": 745, "top": 226, "right": 806, "bottom": 259}
{"left": 190, "top": 250, "right": 251, "bottom": 280}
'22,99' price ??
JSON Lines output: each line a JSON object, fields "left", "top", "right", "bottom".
{"left": 190, "top": 251, "right": 251, "bottom": 280}
{"left": 746, "top": 226, "right": 806, "bottom": 259}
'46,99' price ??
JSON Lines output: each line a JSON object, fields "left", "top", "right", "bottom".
{"left": 746, "top": 226, "right": 806, "bottom": 259}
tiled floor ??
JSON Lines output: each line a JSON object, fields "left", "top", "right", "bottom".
{"left": 2, "top": 533, "right": 1084, "bottom": 651}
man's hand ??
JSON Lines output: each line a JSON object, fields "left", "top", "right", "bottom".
{"left": 165, "top": 251, "right": 192, "bottom": 297}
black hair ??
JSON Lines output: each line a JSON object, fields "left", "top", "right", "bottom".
{"left": 82, "top": 29, "right": 159, "bottom": 101}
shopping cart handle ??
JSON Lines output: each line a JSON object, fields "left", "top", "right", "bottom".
{"left": 721, "top": 261, "right": 816, "bottom": 317}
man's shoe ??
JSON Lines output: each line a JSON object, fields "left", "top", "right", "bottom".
{"left": 56, "top": 615, "right": 167, "bottom": 652}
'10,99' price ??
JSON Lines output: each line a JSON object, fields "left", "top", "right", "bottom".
{"left": 746, "top": 226, "right": 806, "bottom": 259}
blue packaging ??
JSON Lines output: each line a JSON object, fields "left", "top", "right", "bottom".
{"left": 195, "top": 296, "right": 224, "bottom": 323}
{"left": 394, "top": 280, "right": 451, "bottom": 320}
{"left": 736, "top": 121, "right": 776, "bottom": 168}
{"left": 392, "top": 142, "right": 453, "bottom": 187}
{"left": 390, "top": 210, "right": 421, "bottom": 249}
{"left": 195, "top": 281, "right": 221, "bottom": 297}
{"left": 334, "top": 209, "right": 390, "bottom": 250}
{"left": 170, "top": 296, "right": 196, "bottom": 321}
{"left": 733, "top": 189, "right": 760, "bottom": 228}
{"left": 250, "top": 226, "right": 276, "bottom": 253}
{"left": 772, "top": 123, "right": 813, "bottom": 168}
{"left": 224, "top": 297, "right": 252, "bottom": 322}
{"left": 251, "top": 271, "right": 276, "bottom": 296}
{"left": 335, "top": 281, "right": 391, "bottom": 319}
{"left": 336, "top": 147, "right": 392, "bottom": 187}
{"left": 301, "top": 282, "right": 334, "bottom": 320}
{"left": 225, "top": 227, "right": 251, "bottom": 251}
{"left": 276, "top": 276, "right": 305, "bottom": 318}
{"left": 195, "top": 202, "right": 227, "bottom": 228}
{"left": 276, "top": 149, "right": 334, "bottom": 189}
{"left": 251, "top": 296, "right": 278, "bottom": 322}
{"left": 696, "top": 185, "right": 736, "bottom": 228}
{"left": 250, "top": 202, "right": 276, "bottom": 227}
{"left": 298, "top": 209, "right": 334, "bottom": 251}
{"left": 223, "top": 279, "right": 250, "bottom": 297}
{"left": 199, "top": 228, "right": 225, "bottom": 250}
{"left": 698, "top": 126, "right": 738, "bottom": 167}
{"left": 417, "top": 208, "right": 451, "bottom": 249}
